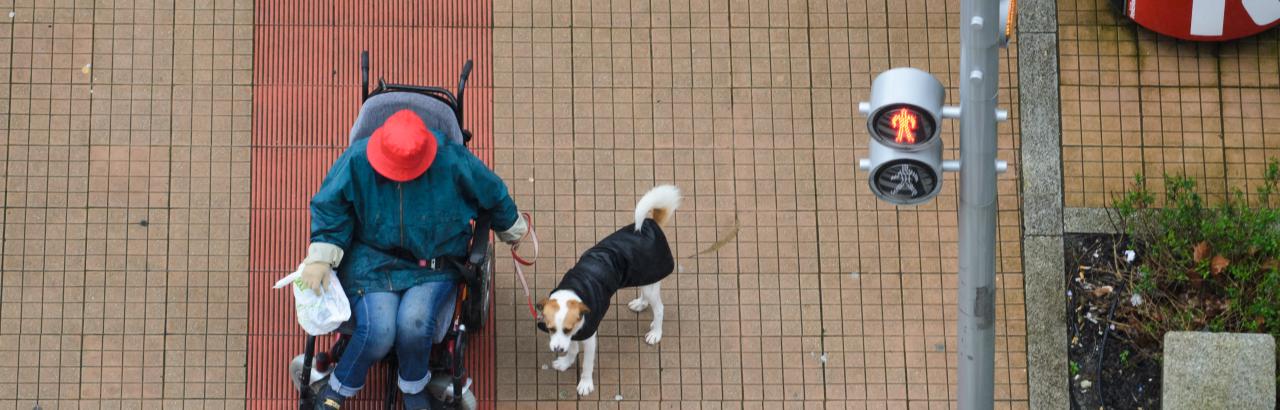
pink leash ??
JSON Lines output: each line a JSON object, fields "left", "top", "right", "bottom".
{"left": 510, "top": 212, "right": 540, "bottom": 321}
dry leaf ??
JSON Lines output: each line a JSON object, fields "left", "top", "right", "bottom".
{"left": 1092, "top": 285, "right": 1114, "bottom": 298}
{"left": 1262, "top": 259, "right": 1280, "bottom": 271}
{"left": 1188, "top": 272, "right": 1204, "bottom": 288}
{"left": 1210, "top": 255, "right": 1230, "bottom": 274}
{"left": 1193, "top": 241, "right": 1211, "bottom": 262}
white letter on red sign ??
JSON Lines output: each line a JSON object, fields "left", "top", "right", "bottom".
{"left": 1191, "top": 0, "right": 1227, "bottom": 36}
{"left": 1242, "top": 0, "right": 1280, "bottom": 25}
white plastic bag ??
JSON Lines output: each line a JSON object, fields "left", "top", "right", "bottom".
{"left": 273, "top": 264, "right": 352, "bottom": 336}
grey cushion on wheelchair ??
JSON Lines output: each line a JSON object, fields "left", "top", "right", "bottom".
{"left": 349, "top": 91, "right": 464, "bottom": 144}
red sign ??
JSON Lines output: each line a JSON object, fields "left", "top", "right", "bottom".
{"left": 1123, "top": 0, "right": 1280, "bottom": 41}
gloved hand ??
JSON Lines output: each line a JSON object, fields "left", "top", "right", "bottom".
{"left": 497, "top": 213, "right": 529, "bottom": 245}
{"left": 300, "top": 262, "right": 332, "bottom": 296}
{"left": 300, "top": 242, "right": 345, "bottom": 296}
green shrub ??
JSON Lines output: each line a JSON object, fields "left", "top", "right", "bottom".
{"left": 1111, "top": 158, "right": 1280, "bottom": 355}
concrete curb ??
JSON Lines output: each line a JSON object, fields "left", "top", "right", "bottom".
{"left": 1017, "top": 0, "right": 1069, "bottom": 408}
{"left": 1163, "top": 332, "right": 1277, "bottom": 409}
{"left": 1063, "top": 207, "right": 1119, "bottom": 234}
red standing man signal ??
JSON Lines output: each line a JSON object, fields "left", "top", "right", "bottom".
{"left": 890, "top": 107, "right": 918, "bottom": 144}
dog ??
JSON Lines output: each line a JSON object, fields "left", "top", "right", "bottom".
{"left": 536, "top": 184, "right": 681, "bottom": 396}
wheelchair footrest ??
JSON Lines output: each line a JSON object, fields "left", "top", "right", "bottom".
{"left": 427, "top": 373, "right": 476, "bottom": 409}
{"left": 290, "top": 353, "right": 334, "bottom": 392}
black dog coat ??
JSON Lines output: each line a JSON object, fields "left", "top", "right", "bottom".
{"left": 546, "top": 218, "right": 674, "bottom": 341}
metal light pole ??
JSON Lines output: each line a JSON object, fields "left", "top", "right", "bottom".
{"left": 856, "top": 1, "right": 1010, "bottom": 407}
{"left": 956, "top": 0, "right": 1002, "bottom": 407}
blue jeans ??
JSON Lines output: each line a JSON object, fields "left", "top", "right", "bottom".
{"left": 328, "top": 280, "right": 457, "bottom": 396}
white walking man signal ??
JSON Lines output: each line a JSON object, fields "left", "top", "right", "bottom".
{"left": 889, "top": 164, "right": 920, "bottom": 196}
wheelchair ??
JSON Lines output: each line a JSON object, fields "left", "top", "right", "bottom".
{"left": 290, "top": 51, "right": 495, "bottom": 410}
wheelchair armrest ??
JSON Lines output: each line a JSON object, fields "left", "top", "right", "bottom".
{"left": 468, "top": 215, "right": 493, "bottom": 267}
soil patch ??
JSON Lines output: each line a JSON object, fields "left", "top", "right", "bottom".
{"left": 1066, "top": 233, "right": 1161, "bottom": 409}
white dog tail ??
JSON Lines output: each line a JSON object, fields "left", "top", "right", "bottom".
{"left": 635, "top": 185, "right": 681, "bottom": 230}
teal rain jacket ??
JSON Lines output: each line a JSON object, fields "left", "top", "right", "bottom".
{"left": 309, "top": 129, "right": 519, "bottom": 298}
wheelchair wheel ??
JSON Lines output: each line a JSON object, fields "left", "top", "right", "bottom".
{"left": 461, "top": 241, "right": 494, "bottom": 330}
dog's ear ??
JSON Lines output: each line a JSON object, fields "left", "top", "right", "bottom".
{"left": 569, "top": 300, "right": 590, "bottom": 315}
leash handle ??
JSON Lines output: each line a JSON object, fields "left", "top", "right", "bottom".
{"left": 510, "top": 212, "right": 538, "bottom": 265}
{"left": 510, "top": 212, "right": 539, "bottom": 321}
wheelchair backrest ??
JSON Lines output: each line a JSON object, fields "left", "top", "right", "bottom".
{"left": 349, "top": 91, "right": 465, "bottom": 145}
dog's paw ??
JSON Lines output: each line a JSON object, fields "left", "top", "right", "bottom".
{"left": 576, "top": 378, "right": 595, "bottom": 396}
{"left": 644, "top": 329, "right": 662, "bottom": 345}
{"left": 551, "top": 355, "right": 576, "bottom": 372}
{"left": 627, "top": 297, "right": 650, "bottom": 312}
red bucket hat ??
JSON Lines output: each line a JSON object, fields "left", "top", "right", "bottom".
{"left": 367, "top": 110, "right": 438, "bottom": 182}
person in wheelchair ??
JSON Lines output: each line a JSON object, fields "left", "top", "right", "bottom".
{"left": 299, "top": 109, "right": 527, "bottom": 409}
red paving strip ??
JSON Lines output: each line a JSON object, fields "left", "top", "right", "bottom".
{"left": 249, "top": 1, "right": 493, "bottom": 407}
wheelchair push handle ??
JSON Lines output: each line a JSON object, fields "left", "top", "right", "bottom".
{"left": 457, "top": 60, "right": 474, "bottom": 144}
{"left": 360, "top": 51, "right": 370, "bottom": 101}
{"left": 458, "top": 60, "right": 473, "bottom": 94}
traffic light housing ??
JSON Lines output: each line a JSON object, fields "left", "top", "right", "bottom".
{"left": 857, "top": 67, "right": 948, "bottom": 205}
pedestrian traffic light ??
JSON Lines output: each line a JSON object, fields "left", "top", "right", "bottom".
{"left": 873, "top": 105, "right": 935, "bottom": 147}
{"left": 857, "top": 67, "right": 949, "bottom": 205}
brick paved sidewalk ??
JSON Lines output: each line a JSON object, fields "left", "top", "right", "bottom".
{"left": 487, "top": 0, "right": 1027, "bottom": 406}
{"left": 4, "top": 0, "right": 1279, "bottom": 408}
